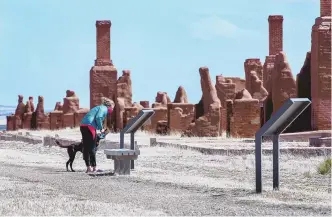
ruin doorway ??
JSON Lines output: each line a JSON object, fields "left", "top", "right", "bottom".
{"left": 264, "top": 92, "right": 273, "bottom": 124}
{"left": 194, "top": 99, "right": 204, "bottom": 120}
{"left": 285, "top": 54, "right": 312, "bottom": 133}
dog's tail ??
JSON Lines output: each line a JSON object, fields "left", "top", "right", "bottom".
{"left": 55, "top": 140, "right": 69, "bottom": 148}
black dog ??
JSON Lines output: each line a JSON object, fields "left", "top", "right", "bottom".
{"left": 55, "top": 130, "right": 109, "bottom": 172}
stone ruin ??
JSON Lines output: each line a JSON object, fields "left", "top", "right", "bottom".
{"left": 6, "top": 90, "right": 88, "bottom": 131}
{"left": 23, "top": 96, "right": 35, "bottom": 129}
{"left": 7, "top": 1, "right": 331, "bottom": 138}
{"left": 184, "top": 67, "right": 221, "bottom": 137}
{"left": 167, "top": 86, "right": 194, "bottom": 134}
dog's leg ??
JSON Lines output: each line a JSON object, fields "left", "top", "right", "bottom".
{"left": 70, "top": 151, "right": 77, "bottom": 172}
{"left": 66, "top": 160, "right": 70, "bottom": 172}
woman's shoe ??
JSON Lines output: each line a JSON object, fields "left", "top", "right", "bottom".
{"left": 86, "top": 166, "right": 93, "bottom": 173}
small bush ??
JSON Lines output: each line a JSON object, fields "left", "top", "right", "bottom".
{"left": 318, "top": 158, "right": 332, "bottom": 175}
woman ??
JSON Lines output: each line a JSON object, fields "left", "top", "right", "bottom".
{"left": 80, "top": 97, "right": 115, "bottom": 173}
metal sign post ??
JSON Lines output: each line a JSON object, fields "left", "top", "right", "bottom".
{"left": 255, "top": 98, "right": 311, "bottom": 193}
{"left": 119, "top": 109, "right": 155, "bottom": 169}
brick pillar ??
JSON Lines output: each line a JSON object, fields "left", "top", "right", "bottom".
{"left": 90, "top": 20, "right": 118, "bottom": 109}
{"left": 268, "top": 15, "right": 283, "bottom": 56}
{"left": 95, "top": 20, "right": 113, "bottom": 66}
{"left": 310, "top": 3, "right": 331, "bottom": 130}
{"left": 321, "top": 0, "right": 331, "bottom": 17}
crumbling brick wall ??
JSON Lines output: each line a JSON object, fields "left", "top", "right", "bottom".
{"left": 272, "top": 52, "right": 297, "bottom": 114}
{"left": 230, "top": 89, "right": 260, "bottom": 138}
{"left": 215, "top": 75, "right": 236, "bottom": 107}
{"left": 117, "top": 70, "right": 132, "bottom": 107}
{"left": 123, "top": 103, "right": 144, "bottom": 127}
{"left": 49, "top": 101, "right": 63, "bottom": 130}
{"left": 32, "top": 96, "right": 50, "bottom": 129}
{"left": 249, "top": 72, "right": 268, "bottom": 127}
{"left": 62, "top": 90, "right": 79, "bottom": 128}
{"left": 215, "top": 75, "right": 236, "bottom": 134}
{"left": 166, "top": 86, "right": 193, "bottom": 134}
{"left": 167, "top": 103, "right": 194, "bottom": 134}
{"left": 224, "top": 77, "right": 245, "bottom": 92}
{"left": 115, "top": 97, "right": 125, "bottom": 131}
{"left": 263, "top": 55, "right": 276, "bottom": 91}
{"left": 22, "top": 96, "right": 34, "bottom": 129}
{"left": 114, "top": 70, "right": 133, "bottom": 131}
{"left": 184, "top": 67, "right": 221, "bottom": 137}
{"left": 244, "top": 59, "right": 263, "bottom": 94}
{"left": 310, "top": 4, "right": 331, "bottom": 130}
{"left": 145, "top": 108, "right": 168, "bottom": 133}
{"left": 152, "top": 91, "right": 171, "bottom": 108}
{"left": 13, "top": 95, "right": 26, "bottom": 130}
{"left": 6, "top": 116, "right": 14, "bottom": 131}
{"left": 250, "top": 72, "right": 268, "bottom": 102}
{"left": 140, "top": 101, "right": 149, "bottom": 108}
{"left": 54, "top": 102, "right": 63, "bottom": 111}
{"left": 173, "top": 86, "right": 189, "bottom": 103}
{"left": 50, "top": 111, "right": 63, "bottom": 130}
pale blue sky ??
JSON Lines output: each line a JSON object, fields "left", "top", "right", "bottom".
{"left": 0, "top": 0, "right": 319, "bottom": 109}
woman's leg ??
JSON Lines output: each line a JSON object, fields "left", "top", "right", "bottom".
{"left": 90, "top": 130, "right": 97, "bottom": 171}
{"left": 80, "top": 126, "right": 94, "bottom": 172}
{"left": 90, "top": 148, "right": 97, "bottom": 171}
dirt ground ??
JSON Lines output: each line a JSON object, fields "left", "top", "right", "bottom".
{"left": 0, "top": 139, "right": 331, "bottom": 216}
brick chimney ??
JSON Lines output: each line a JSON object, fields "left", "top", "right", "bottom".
{"left": 95, "top": 20, "right": 113, "bottom": 66}
{"left": 268, "top": 15, "right": 283, "bottom": 56}
{"left": 320, "top": 0, "right": 331, "bottom": 17}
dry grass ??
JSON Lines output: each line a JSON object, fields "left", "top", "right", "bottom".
{"left": 318, "top": 158, "right": 332, "bottom": 175}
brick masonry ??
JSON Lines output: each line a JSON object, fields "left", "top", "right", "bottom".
{"left": 90, "top": 20, "right": 118, "bottom": 109}
{"left": 215, "top": 75, "right": 236, "bottom": 108}
{"left": 230, "top": 99, "right": 261, "bottom": 138}
{"left": 49, "top": 111, "right": 63, "bottom": 130}
{"left": 167, "top": 103, "right": 195, "bottom": 133}
{"left": 320, "top": 0, "right": 331, "bottom": 17}
{"left": 311, "top": 14, "right": 331, "bottom": 130}
{"left": 224, "top": 77, "right": 245, "bottom": 92}
{"left": 95, "top": 20, "right": 112, "bottom": 66}
{"left": 271, "top": 52, "right": 297, "bottom": 114}
{"left": 145, "top": 108, "right": 168, "bottom": 133}
{"left": 268, "top": 15, "right": 283, "bottom": 56}
{"left": 244, "top": 59, "right": 263, "bottom": 94}
{"left": 140, "top": 101, "right": 150, "bottom": 108}
{"left": 263, "top": 55, "right": 275, "bottom": 92}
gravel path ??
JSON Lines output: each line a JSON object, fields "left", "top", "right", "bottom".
{"left": 0, "top": 140, "right": 331, "bottom": 216}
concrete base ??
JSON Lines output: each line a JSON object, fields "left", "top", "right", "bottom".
{"left": 309, "top": 137, "right": 331, "bottom": 147}
{"left": 114, "top": 159, "right": 131, "bottom": 175}
{"left": 104, "top": 149, "right": 140, "bottom": 175}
